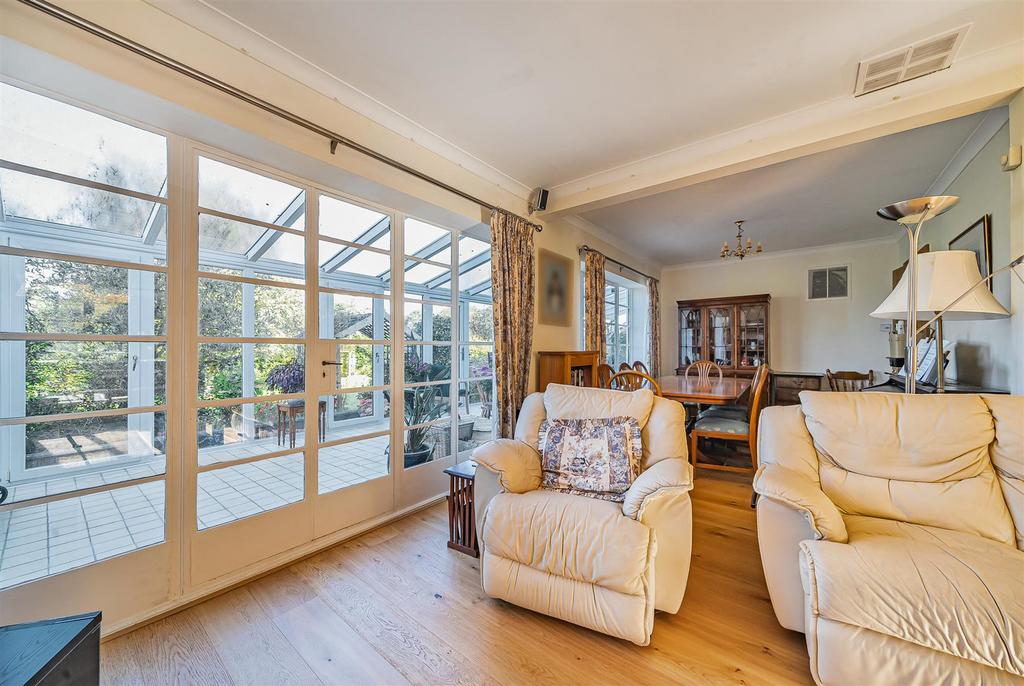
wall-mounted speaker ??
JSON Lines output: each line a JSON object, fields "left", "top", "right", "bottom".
{"left": 529, "top": 187, "right": 549, "bottom": 214}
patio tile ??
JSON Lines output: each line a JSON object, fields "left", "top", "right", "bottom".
{"left": 47, "top": 532, "right": 90, "bottom": 548}
{"left": 50, "top": 548, "right": 94, "bottom": 567}
{"left": 0, "top": 569, "right": 45, "bottom": 588}
{"left": 1, "top": 546, "right": 48, "bottom": 569}
{"left": 49, "top": 557, "right": 96, "bottom": 575}
{"left": 0, "top": 557, "right": 48, "bottom": 579}
{"left": 86, "top": 521, "right": 128, "bottom": 537}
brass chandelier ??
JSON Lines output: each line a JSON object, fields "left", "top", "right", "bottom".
{"left": 720, "top": 220, "right": 763, "bottom": 260}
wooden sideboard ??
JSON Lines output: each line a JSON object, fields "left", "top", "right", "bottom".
{"left": 676, "top": 294, "right": 771, "bottom": 378}
{"left": 536, "top": 351, "right": 600, "bottom": 391}
{"left": 770, "top": 371, "right": 824, "bottom": 405}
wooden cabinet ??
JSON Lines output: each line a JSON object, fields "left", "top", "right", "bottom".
{"left": 675, "top": 294, "right": 771, "bottom": 377}
{"left": 770, "top": 371, "right": 824, "bottom": 406}
{"left": 536, "top": 351, "right": 600, "bottom": 391}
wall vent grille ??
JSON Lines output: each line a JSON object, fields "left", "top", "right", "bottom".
{"left": 854, "top": 25, "right": 970, "bottom": 96}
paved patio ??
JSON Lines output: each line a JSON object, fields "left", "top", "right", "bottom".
{"left": 0, "top": 416, "right": 492, "bottom": 590}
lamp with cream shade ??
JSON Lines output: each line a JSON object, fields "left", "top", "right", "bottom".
{"left": 870, "top": 250, "right": 1010, "bottom": 392}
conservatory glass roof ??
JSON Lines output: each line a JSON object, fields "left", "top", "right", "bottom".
{"left": 0, "top": 83, "right": 492, "bottom": 302}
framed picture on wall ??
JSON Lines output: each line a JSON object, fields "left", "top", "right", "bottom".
{"left": 537, "top": 248, "right": 573, "bottom": 326}
{"left": 949, "top": 214, "right": 993, "bottom": 291}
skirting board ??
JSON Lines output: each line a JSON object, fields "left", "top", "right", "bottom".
{"left": 100, "top": 493, "right": 447, "bottom": 642}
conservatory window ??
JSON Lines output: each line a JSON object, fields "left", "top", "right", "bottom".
{"left": 0, "top": 83, "right": 168, "bottom": 588}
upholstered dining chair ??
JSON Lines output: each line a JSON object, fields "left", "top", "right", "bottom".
{"left": 825, "top": 369, "right": 875, "bottom": 392}
{"left": 685, "top": 360, "right": 723, "bottom": 383}
{"left": 596, "top": 363, "right": 616, "bottom": 389}
{"left": 609, "top": 370, "right": 662, "bottom": 396}
{"left": 632, "top": 360, "right": 651, "bottom": 376}
{"left": 698, "top": 363, "right": 769, "bottom": 422}
{"left": 689, "top": 363, "right": 770, "bottom": 474}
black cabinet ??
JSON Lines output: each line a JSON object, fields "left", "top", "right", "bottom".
{"left": 0, "top": 612, "right": 101, "bottom": 686}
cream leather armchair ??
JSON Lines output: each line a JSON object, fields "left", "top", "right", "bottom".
{"left": 755, "top": 392, "right": 1024, "bottom": 685}
{"left": 472, "top": 384, "right": 693, "bottom": 646}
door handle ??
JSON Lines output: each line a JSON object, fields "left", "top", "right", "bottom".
{"left": 321, "top": 360, "right": 342, "bottom": 366}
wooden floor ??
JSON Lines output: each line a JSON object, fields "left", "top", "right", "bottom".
{"left": 101, "top": 472, "right": 813, "bottom": 685}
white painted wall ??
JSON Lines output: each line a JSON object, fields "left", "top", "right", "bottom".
{"left": 659, "top": 239, "right": 896, "bottom": 379}
{"left": 897, "top": 122, "right": 1013, "bottom": 390}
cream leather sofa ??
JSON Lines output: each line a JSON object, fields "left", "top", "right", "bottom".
{"left": 471, "top": 384, "right": 693, "bottom": 645}
{"left": 754, "top": 392, "right": 1024, "bottom": 685}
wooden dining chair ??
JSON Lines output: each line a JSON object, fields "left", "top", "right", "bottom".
{"left": 682, "top": 360, "right": 724, "bottom": 426}
{"left": 825, "top": 369, "right": 875, "bottom": 392}
{"left": 685, "top": 360, "right": 723, "bottom": 384}
{"left": 632, "top": 360, "right": 651, "bottom": 376}
{"left": 596, "top": 363, "right": 616, "bottom": 389}
{"left": 618, "top": 362, "right": 633, "bottom": 372}
{"left": 698, "top": 363, "right": 768, "bottom": 422}
{"left": 608, "top": 370, "right": 662, "bottom": 396}
{"left": 689, "top": 363, "right": 770, "bottom": 474}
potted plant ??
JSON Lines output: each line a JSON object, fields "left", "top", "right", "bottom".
{"left": 385, "top": 352, "right": 450, "bottom": 467}
{"left": 402, "top": 385, "right": 448, "bottom": 466}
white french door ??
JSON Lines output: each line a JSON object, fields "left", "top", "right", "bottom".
{"left": 0, "top": 79, "right": 495, "bottom": 630}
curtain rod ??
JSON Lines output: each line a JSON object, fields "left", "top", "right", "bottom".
{"left": 17, "top": 0, "right": 541, "bottom": 232}
{"left": 579, "top": 245, "right": 656, "bottom": 281}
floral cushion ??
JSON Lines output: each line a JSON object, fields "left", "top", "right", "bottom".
{"left": 537, "top": 417, "right": 643, "bottom": 502}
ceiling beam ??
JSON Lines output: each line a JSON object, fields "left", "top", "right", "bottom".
{"left": 539, "top": 44, "right": 1024, "bottom": 219}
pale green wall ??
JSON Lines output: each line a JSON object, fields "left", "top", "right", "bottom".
{"left": 897, "top": 118, "right": 1012, "bottom": 389}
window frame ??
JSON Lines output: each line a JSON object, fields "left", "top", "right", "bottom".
{"left": 806, "top": 264, "right": 851, "bottom": 301}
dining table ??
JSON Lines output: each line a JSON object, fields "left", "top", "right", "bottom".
{"left": 657, "top": 375, "right": 751, "bottom": 406}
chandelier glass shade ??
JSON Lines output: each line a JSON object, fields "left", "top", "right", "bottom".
{"left": 720, "top": 220, "right": 763, "bottom": 260}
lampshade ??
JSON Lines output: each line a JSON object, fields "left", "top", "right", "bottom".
{"left": 876, "top": 196, "right": 959, "bottom": 224}
{"left": 870, "top": 250, "right": 1010, "bottom": 320}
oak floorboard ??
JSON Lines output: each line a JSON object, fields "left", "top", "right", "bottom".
{"left": 193, "top": 586, "right": 322, "bottom": 685}
{"left": 101, "top": 471, "right": 813, "bottom": 685}
{"left": 296, "top": 550, "right": 500, "bottom": 686}
{"left": 98, "top": 634, "right": 146, "bottom": 686}
{"left": 347, "top": 533, "right": 651, "bottom": 686}
{"left": 107, "top": 608, "right": 232, "bottom": 686}
{"left": 361, "top": 525, "right": 695, "bottom": 685}
{"left": 273, "top": 596, "right": 412, "bottom": 686}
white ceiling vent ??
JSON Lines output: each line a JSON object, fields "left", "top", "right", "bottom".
{"left": 855, "top": 25, "right": 970, "bottom": 96}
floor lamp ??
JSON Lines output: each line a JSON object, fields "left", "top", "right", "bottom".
{"left": 870, "top": 251, "right": 1011, "bottom": 392}
{"left": 875, "top": 196, "right": 960, "bottom": 393}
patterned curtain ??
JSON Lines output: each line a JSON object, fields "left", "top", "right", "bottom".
{"left": 584, "top": 250, "right": 607, "bottom": 362}
{"left": 491, "top": 209, "right": 538, "bottom": 438}
{"left": 647, "top": 276, "right": 661, "bottom": 378}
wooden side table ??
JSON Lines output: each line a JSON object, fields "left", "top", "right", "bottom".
{"left": 443, "top": 460, "right": 478, "bottom": 557}
{"left": 276, "top": 400, "right": 328, "bottom": 448}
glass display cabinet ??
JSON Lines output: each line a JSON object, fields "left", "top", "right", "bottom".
{"left": 675, "top": 294, "right": 771, "bottom": 377}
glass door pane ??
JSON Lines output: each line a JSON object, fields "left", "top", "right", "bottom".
{"left": 401, "top": 217, "right": 454, "bottom": 471}
{"left": 316, "top": 193, "right": 394, "bottom": 496}
{"left": 678, "top": 306, "right": 703, "bottom": 368}
{"left": 193, "top": 154, "right": 308, "bottom": 531}
{"left": 738, "top": 304, "right": 766, "bottom": 369}
{"left": 709, "top": 307, "right": 733, "bottom": 367}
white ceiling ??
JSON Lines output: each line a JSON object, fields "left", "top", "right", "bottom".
{"left": 580, "top": 109, "right": 1000, "bottom": 264}
{"left": 190, "top": 1, "right": 1021, "bottom": 191}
